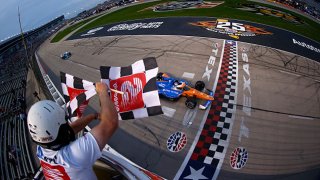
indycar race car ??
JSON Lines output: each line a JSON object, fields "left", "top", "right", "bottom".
{"left": 156, "top": 72, "right": 214, "bottom": 109}
{"left": 60, "top": 51, "right": 72, "bottom": 60}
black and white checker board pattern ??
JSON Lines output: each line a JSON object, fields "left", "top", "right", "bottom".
{"left": 60, "top": 72, "right": 96, "bottom": 117}
{"left": 206, "top": 40, "right": 238, "bottom": 176}
{"left": 100, "top": 57, "right": 163, "bottom": 120}
{"left": 176, "top": 40, "right": 238, "bottom": 180}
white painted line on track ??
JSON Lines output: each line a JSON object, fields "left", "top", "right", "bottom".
{"left": 289, "top": 115, "right": 314, "bottom": 120}
{"left": 279, "top": 70, "right": 301, "bottom": 77}
{"left": 162, "top": 106, "right": 176, "bottom": 118}
{"left": 174, "top": 40, "right": 226, "bottom": 180}
{"left": 182, "top": 72, "right": 195, "bottom": 79}
{"left": 167, "top": 51, "right": 195, "bottom": 57}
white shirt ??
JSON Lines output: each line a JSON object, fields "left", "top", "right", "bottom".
{"left": 36, "top": 132, "right": 101, "bottom": 180}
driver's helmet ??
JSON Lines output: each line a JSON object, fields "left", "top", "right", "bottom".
{"left": 176, "top": 82, "right": 186, "bottom": 89}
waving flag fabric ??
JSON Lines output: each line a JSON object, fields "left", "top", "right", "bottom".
{"left": 60, "top": 72, "right": 96, "bottom": 118}
{"left": 100, "top": 57, "right": 163, "bottom": 120}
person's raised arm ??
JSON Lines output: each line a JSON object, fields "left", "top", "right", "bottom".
{"left": 90, "top": 82, "right": 118, "bottom": 150}
{"left": 69, "top": 113, "right": 99, "bottom": 135}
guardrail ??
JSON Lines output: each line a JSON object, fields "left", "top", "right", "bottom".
{"left": 30, "top": 54, "right": 53, "bottom": 102}
{"left": 34, "top": 52, "right": 65, "bottom": 106}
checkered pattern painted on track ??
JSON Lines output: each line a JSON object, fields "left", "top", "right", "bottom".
{"left": 175, "top": 40, "right": 238, "bottom": 180}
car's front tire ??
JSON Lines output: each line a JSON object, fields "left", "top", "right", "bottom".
{"left": 195, "top": 81, "right": 205, "bottom": 91}
{"left": 185, "top": 98, "right": 197, "bottom": 109}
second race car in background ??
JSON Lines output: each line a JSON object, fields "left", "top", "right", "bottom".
{"left": 156, "top": 72, "right": 214, "bottom": 109}
{"left": 60, "top": 51, "right": 72, "bottom": 60}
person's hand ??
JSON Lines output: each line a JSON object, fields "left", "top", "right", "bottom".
{"left": 95, "top": 82, "right": 108, "bottom": 96}
{"left": 88, "top": 113, "right": 100, "bottom": 120}
{"left": 94, "top": 112, "right": 100, "bottom": 120}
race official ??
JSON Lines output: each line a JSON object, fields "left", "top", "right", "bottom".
{"left": 27, "top": 82, "right": 118, "bottom": 179}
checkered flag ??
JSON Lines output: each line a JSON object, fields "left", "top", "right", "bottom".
{"left": 60, "top": 72, "right": 97, "bottom": 118}
{"left": 100, "top": 57, "right": 163, "bottom": 120}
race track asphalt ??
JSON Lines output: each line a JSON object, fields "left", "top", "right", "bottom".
{"left": 37, "top": 17, "right": 320, "bottom": 180}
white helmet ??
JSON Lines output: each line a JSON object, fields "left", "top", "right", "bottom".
{"left": 27, "top": 100, "right": 75, "bottom": 150}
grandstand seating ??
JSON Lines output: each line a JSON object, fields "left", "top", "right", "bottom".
{"left": 0, "top": 55, "right": 36, "bottom": 180}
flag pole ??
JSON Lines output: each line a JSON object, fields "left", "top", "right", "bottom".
{"left": 110, "top": 88, "right": 124, "bottom": 95}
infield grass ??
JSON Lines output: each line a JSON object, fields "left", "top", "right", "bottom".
{"left": 51, "top": 16, "right": 97, "bottom": 43}
{"left": 53, "top": 0, "right": 320, "bottom": 42}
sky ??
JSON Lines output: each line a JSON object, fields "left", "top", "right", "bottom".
{"left": 0, "top": 0, "right": 106, "bottom": 42}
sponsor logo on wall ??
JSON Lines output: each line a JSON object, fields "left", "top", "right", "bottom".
{"left": 190, "top": 19, "right": 272, "bottom": 39}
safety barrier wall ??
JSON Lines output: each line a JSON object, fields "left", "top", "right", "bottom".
{"left": 33, "top": 52, "right": 65, "bottom": 106}
{"left": 30, "top": 54, "right": 53, "bottom": 102}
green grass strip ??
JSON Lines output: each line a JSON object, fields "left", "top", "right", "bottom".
{"left": 51, "top": 16, "right": 97, "bottom": 43}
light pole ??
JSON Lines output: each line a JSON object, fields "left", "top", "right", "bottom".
{"left": 18, "top": 6, "right": 29, "bottom": 68}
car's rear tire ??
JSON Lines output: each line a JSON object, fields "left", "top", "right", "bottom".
{"left": 157, "top": 72, "right": 164, "bottom": 81}
{"left": 185, "top": 98, "right": 197, "bottom": 109}
{"left": 195, "top": 81, "right": 205, "bottom": 91}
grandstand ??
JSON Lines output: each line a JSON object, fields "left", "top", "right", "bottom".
{"left": 263, "top": 0, "right": 320, "bottom": 20}
{"left": 0, "top": 16, "right": 65, "bottom": 180}
{"left": 0, "top": 50, "right": 35, "bottom": 180}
